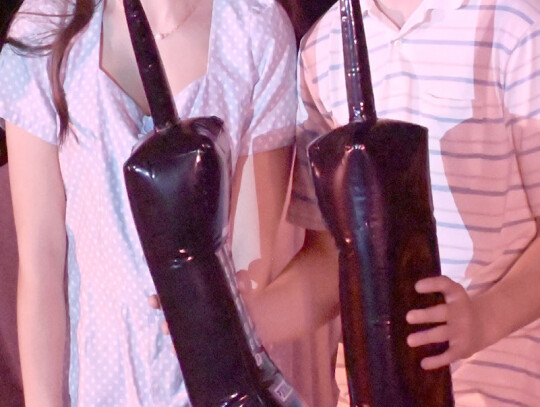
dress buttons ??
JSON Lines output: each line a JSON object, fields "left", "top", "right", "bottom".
{"left": 392, "top": 39, "right": 402, "bottom": 46}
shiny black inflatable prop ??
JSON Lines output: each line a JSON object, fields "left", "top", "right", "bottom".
{"left": 307, "top": 1, "right": 454, "bottom": 406}
{"left": 0, "top": 129, "right": 6, "bottom": 167}
{"left": 122, "top": 1, "right": 304, "bottom": 406}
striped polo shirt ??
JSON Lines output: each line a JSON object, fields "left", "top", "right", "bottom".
{"left": 288, "top": 0, "right": 540, "bottom": 405}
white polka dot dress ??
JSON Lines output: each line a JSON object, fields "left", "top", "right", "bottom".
{"left": 0, "top": 0, "right": 297, "bottom": 405}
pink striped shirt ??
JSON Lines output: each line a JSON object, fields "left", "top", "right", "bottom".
{"left": 288, "top": 0, "right": 540, "bottom": 405}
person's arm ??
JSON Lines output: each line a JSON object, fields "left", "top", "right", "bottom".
{"left": 406, "top": 218, "right": 540, "bottom": 369}
{"left": 230, "top": 146, "right": 294, "bottom": 288}
{"left": 238, "top": 16, "right": 341, "bottom": 345}
{"left": 151, "top": 146, "right": 341, "bottom": 345}
{"left": 240, "top": 228, "right": 339, "bottom": 345}
{"left": 7, "top": 121, "right": 67, "bottom": 406}
{"left": 407, "top": 15, "right": 540, "bottom": 370}
{"left": 234, "top": 136, "right": 339, "bottom": 345}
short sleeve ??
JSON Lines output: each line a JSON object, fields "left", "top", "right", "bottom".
{"left": 286, "top": 27, "right": 334, "bottom": 231}
{"left": 0, "top": 11, "right": 59, "bottom": 144}
{"left": 505, "top": 20, "right": 540, "bottom": 218}
{"left": 245, "top": 1, "right": 297, "bottom": 155}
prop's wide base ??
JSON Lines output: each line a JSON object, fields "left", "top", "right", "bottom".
{"left": 309, "top": 119, "right": 454, "bottom": 407}
{"left": 124, "top": 117, "right": 304, "bottom": 407}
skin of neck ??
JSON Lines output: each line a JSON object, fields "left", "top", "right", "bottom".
{"left": 374, "top": 0, "right": 423, "bottom": 26}
{"left": 111, "top": 0, "right": 198, "bottom": 32}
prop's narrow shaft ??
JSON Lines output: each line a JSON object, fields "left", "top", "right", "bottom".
{"left": 123, "top": 0, "right": 177, "bottom": 130}
{"left": 341, "top": 0, "right": 376, "bottom": 123}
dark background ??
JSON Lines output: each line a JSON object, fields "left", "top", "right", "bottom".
{"left": 278, "top": 0, "right": 335, "bottom": 41}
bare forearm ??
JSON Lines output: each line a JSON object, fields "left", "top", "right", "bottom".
{"left": 7, "top": 121, "right": 68, "bottom": 406}
{"left": 474, "top": 218, "right": 540, "bottom": 349}
{"left": 245, "top": 229, "right": 340, "bottom": 345}
{"left": 18, "top": 269, "right": 67, "bottom": 407}
{"left": 16, "top": 213, "right": 67, "bottom": 406}
{"left": 407, "top": 218, "right": 540, "bottom": 368}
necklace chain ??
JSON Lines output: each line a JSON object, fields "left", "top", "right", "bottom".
{"left": 119, "top": 0, "right": 196, "bottom": 41}
{"left": 153, "top": 21, "right": 183, "bottom": 40}
{"left": 154, "top": 0, "right": 198, "bottom": 41}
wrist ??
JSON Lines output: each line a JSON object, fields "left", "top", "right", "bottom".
{"left": 471, "top": 291, "right": 508, "bottom": 352}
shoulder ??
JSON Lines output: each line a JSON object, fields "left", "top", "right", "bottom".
{"left": 454, "top": 0, "right": 540, "bottom": 63}
{"left": 249, "top": 0, "right": 295, "bottom": 47}
{"left": 217, "top": 0, "right": 294, "bottom": 36}
{"left": 492, "top": 0, "right": 540, "bottom": 19}
{"left": 464, "top": 0, "right": 540, "bottom": 28}
{"left": 8, "top": 0, "right": 70, "bottom": 45}
{"left": 1, "top": 0, "right": 71, "bottom": 83}
{"left": 306, "top": 1, "right": 339, "bottom": 34}
{"left": 218, "top": 0, "right": 296, "bottom": 64}
{"left": 299, "top": 2, "right": 339, "bottom": 58}
{"left": 298, "top": 2, "right": 340, "bottom": 83}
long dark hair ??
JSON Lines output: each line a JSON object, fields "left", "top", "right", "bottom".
{"left": 4, "top": 0, "right": 334, "bottom": 144}
{"left": 5, "top": 0, "right": 95, "bottom": 144}
{"left": 277, "top": 0, "right": 335, "bottom": 43}
{"left": 1, "top": 0, "right": 23, "bottom": 43}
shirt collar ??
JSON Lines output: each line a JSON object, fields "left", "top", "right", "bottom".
{"left": 360, "top": 0, "right": 375, "bottom": 16}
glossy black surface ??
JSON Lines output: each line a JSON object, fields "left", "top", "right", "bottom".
{"left": 306, "top": 0, "right": 454, "bottom": 406}
{"left": 0, "top": 129, "right": 6, "bottom": 167}
{"left": 309, "top": 120, "right": 453, "bottom": 407}
{"left": 125, "top": 118, "right": 297, "bottom": 407}
{"left": 122, "top": 0, "right": 304, "bottom": 405}
{"left": 124, "top": 117, "right": 304, "bottom": 407}
{"left": 122, "top": 0, "right": 177, "bottom": 130}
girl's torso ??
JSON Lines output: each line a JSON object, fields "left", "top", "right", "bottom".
{"left": 0, "top": 0, "right": 296, "bottom": 405}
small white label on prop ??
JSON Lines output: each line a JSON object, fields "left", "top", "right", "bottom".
{"left": 271, "top": 379, "right": 293, "bottom": 401}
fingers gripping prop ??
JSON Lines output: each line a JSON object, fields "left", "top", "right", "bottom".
{"left": 122, "top": 1, "right": 304, "bottom": 406}
{"left": 307, "top": 1, "right": 454, "bottom": 406}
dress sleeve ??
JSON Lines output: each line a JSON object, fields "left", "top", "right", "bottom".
{"left": 286, "top": 30, "right": 334, "bottom": 231}
{"left": 505, "top": 21, "right": 540, "bottom": 219}
{"left": 244, "top": 1, "right": 297, "bottom": 155}
{"left": 0, "top": 19, "right": 59, "bottom": 145}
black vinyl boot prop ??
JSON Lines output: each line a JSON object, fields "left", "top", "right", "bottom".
{"left": 307, "top": 1, "right": 454, "bottom": 406}
{"left": 0, "top": 129, "right": 6, "bottom": 167}
{"left": 122, "top": 1, "right": 304, "bottom": 406}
